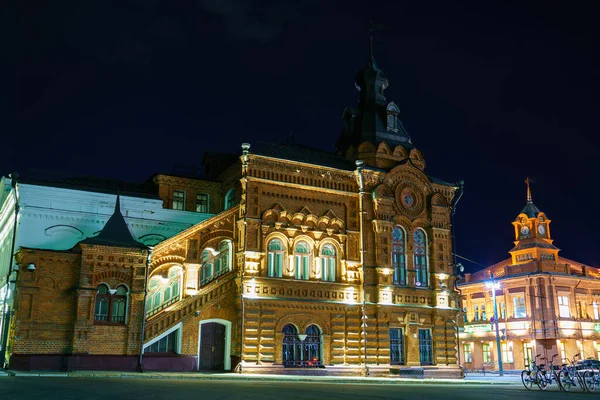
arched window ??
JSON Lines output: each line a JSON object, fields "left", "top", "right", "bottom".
{"left": 320, "top": 244, "right": 336, "bottom": 282}
{"left": 304, "top": 325, "right": 322, "bottom": 367}
{"left": 146, "top": 268, "right": 183, "bottom": 317}
{"left": 294, "top": 241, "right": 311, "bottom": 280}
{"left": 199, "top": 240, "right": 232, "bottom": 287}
{"left": 224, "top": 188, "right": 236, "bottom": 210}
{"left": 94, "top": 284, "right": 128, "bottom": 324}
{"left": 392, "top": 226, "right": 407, "bottom": 286}
{"left": 94, "top": 284, "right": 110, "bottom": 322}
{"left": 282, "top": 324, "right": 300, "bottom": 367}
{"left": 414, "top": 229, "right": 428, "bottom": 287}
{"left": 387, "top": 103, "right": 400, "bottom": 132}
{"left": 267, "top": 238, "right": 284, "bottom": 278}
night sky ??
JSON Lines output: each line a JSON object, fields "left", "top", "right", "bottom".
{"left": 10, "top": 1, "right": 600, "bottom": 271}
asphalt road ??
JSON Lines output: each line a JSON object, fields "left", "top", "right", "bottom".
{"left": 0, "top": 377, "right": 593, "bottom": 400}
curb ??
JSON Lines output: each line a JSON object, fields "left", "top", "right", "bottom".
{"left": 3, "top": 371, "right": 519, "bottom": 385}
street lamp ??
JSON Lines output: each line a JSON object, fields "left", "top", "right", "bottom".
{"left": 485, "top": 273, "right": 504, "bottom": 376}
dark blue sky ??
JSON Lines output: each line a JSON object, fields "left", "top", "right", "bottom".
{"left": 10, "top": 1, "right": 600, "bottom": 271}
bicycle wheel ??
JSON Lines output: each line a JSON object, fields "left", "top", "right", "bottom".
{"left": 559, "top": 370, "right": 572, "bottom": 391}
{"left": 521, "top": 370, "right": 533, "bottom": 390}
{"left": 554, "top": 371, "right": 565, "bottom": 391}
{"left": 584, "top": 371, "right": 596, "bottom": 392}
{"left": 536, "top": 371, "right": 548, "bottom": 390}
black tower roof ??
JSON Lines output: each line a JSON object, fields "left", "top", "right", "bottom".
{"left": 80, "top": 195, "right": 147, "bottom": 249}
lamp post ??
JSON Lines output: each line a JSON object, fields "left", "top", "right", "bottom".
{"left": 486, "top": 273, "right": 503, "bottom": 376}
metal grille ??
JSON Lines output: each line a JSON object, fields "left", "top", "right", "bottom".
{"left": 389, "top": 328, "right": 404, "bottom": 365}
{"left": 418, "top": 329, "right": 433, "bottom": 365}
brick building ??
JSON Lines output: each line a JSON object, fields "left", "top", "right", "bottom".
{"left": 6, "top": 53, "right": 463, "bottom": 377}
{"left": 458, "top": 182, "right": 600, "bottom": 371}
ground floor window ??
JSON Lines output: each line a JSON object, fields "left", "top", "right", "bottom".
{"left": 389, "top": 328, "right": 405, "bottom": 365}
{"left": 482, "top": 343, "right": 491, "bottom": 363}
{"left": 144, "top": 329, "right": 179, "bottom": 354}
{"left": 523, "top": 342, "right": 533, "bottom": 368}
{"left": 282, "top": 324, "right": 322, "bottom": 367}
{"left": 418, "top": 329, "right": 433, "bottom": 365}
{"left": 463, "top": 343, "right": 472, "bottom": 363}
{"left": 501, "top": 342, "right": 514, "bottom": 363}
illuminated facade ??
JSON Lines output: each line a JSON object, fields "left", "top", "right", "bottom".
{"left": 5, "top": 54, "right": 462, "bottom": 377}
{"left": 141, "top": 54, "right": 462, "bottom": 377}
{"left": 458, "top": 183, "right": 600, "bottom": 371}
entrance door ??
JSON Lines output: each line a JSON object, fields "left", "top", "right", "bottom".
{"left": 199, "top": 322, "right": 226, "bottom": 370}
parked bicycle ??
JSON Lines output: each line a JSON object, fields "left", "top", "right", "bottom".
{"left": 581, "top": 358, "right": 600, "bottom": 392}
{"left": 558, "top": 353, "right": 588, "bottom": 392}
{"left": 536, "top": 353, "right": 563, "bottom": 391}
{"left": 521, "top": 353, "right": 544, "bottom": 390}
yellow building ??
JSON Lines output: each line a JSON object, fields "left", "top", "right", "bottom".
{"left": 458, "top": 182, "right": 600, "bottom": 371}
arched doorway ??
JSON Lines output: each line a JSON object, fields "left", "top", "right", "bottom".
{"left": 198, "top": 319, "right": 231, "bottom": 371}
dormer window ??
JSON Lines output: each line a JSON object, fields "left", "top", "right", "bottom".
{"left": 387, "top": 103, "right": 400, "bottom": 132}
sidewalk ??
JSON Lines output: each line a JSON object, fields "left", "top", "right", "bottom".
{"left": 2, "top": 370, "right": 523, "bottom": 385}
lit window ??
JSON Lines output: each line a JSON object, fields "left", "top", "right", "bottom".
{"left": 596, "top": 342, "right": 600, "bottom": 360}
{"left": 559, "top": 341, "right": 566, "bottom": 363}
{"left": 482, "top": 343, "right": 491, "bottom": 363}
{"left": 199, "top": 240, "right": 232, "bottom": 286}
{"left": 481, "top": 305, "right": 487, "bottom": 321}
{"left": 320, "top": 244, "right": 336, "bottom": 282}
{"left": 474, "top": 305, "right": 480, "bottom": 321}
{"left": 146, "top": 268, "right": 182, "bottom": 317}
{"left": 513, "top": 295, "right": 526, "bottom": 318}
{"left": 173, "top": 190, "right": 186, "bottom": 210}
{"left": 558, "top": 295, "right": 570, "bottom": 318}
{"left": 593, "top": 303, "right": 599, "bottom": 320}
{"left": 267, "top": 239, "right": 284, "bottom": 278}
{"left": 294, "top": 242, "right": 311, "bottom": 280}
{"left": 282, "top": 324, "right": 322, "bottom": 367}
{"left": 224, "top": 188, "right": 236, "bottom": 210}
{"left": 387, "top": 103, "right": 399, "bottom": 132}
{"left": 94, "top": 284, "right": 128, "bottom": 324}
{"left": 196, "top": 193, "right": 209, "bottom": 213}
{"left": 502, "top": 343, "right": 514, "bottom": 363}
{"left": 499, "top": 302, "right": 506, "bottom": 319}
{"left": 144, "top": 329, "right": 180, "bottom": 354}
{"left": 463, "top": 343, "right": 472, "bottom": 363}
{"left": 413, "top": 229, "right": 428, "bottom": 287}
{"left": 391, "top": 226, "right": 406, "bottom": 286}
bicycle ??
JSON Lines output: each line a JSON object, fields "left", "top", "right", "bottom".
{"left": 521, "top": 353, "right": 544, "bottom": 390}
{"left": 558, "top": 353, "right": 588, "bottom": 392}
{"left": 581, "top": 358, "right": 600, "bottom": 392}
{"left": 536, "top": 353, "right": 563, "bottom": 391}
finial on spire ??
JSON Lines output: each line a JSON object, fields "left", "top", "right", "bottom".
{"left": 525, "top": 177, "right": 533, "bottom": 203}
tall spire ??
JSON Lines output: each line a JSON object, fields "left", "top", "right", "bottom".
{"left": 525, "top": 177, "right": 533, "bottom": 203}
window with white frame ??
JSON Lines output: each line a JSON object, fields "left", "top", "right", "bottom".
{"left": 501, "top": 343, "right": 514, "bottom": 363}
{"left": 94, "top": 284, "right": 128, "bottom": 324}
{"left": 594, "top": 302, "right": 599, "bottom": 320}
{"left": 224, "top": 188, "right": 236, "bottom": 210}
{"left": 199, "top": 240, "right": 232, "bottom": 286}
{"left": 146, "top": 268, "right": 182, "bottom": 317}
{"left": 558, "top": 295, "right": 570, "bottom": 318}
{"left": 294, "top": 241, "right": 311, "bottom": 280}
{"left": 482, "top": 343, "right": 491, "bottom": 363}
{"left": 463, "top": 343, "right": 472, "bottom": 363}
{"left": 195, "top": 193, "right": 209, "bottom": 213}
{"left": 320, "top": 244, "right": 336, "bottom": 282}
{"left": 267, "top": 238, "right": 284, "bottom": 278}
{"left": 499, "top": 301, "right": 506, "bottom": 319}
{"left": 481, "top": 304, "right": 487, "bottom": 321}
{"left": 474, "top": 305, "right": 480, "bottom": 321}
{"left": 559, "top": 341, "right": 566, "bottom": 363}
{"left": 172, "top": 190, "right": 186, "bottom": 210}
{"left": 513, "top": 295, "right": 526, "bottom": 318}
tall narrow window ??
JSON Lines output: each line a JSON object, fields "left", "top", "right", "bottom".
{"left": 173, "top": 190, "right": 186, "bottom": 210}
{"left": 304, "top": 325, "right": 322, "bottom": 367}
{"left": 559, "top": 341, "right": 566, "bottom": 363}
{"left": 267, "top": 239, "right": 284, "bottom": 278}
{"left": 418, "top": 329, "right": 433, "bottom": 365}
{"left": 593, "top": 302, "right": 599, "bottom": 320}
{"left": 94, "top": 284, "right": 110, "bottom": 322}
{"left": 196, "top": 193, "right": 209, "bottom": 213}
{"left": 596, "top": 342, "right": 600, "bottom": 360}
{"left": 502, "top": 343, "right": 514, "bottom": 363}
{"left": 523, "top": 342, "right": 534, "bottom": 368}
{"left": 413, "top": 229, "right": 428, "bottom": 287}
{"left": 481, "top": 305, "right": 487, "bottom": 321}
{"left": 391, "top": 226, "right": 406, "bottom": 286}
{"left": 111, "top": 286, "right": 127, "bottom": 323}
{"left": 282, "top": 324, "right": 300, "bottom": 367}
{"left": 474, "top": 305, "right": 480, "bottom": 322}
{"left": 199, "top": 240, "right": 232, "bottom": 287}
{"left": 499, "top": 302, "right": 506, "bottom": 320}
{"left": 294, "top": 242, "right": 311, "bottom": 280}
{"left": 390, "top": 328, "right": 405, "bottom": 365}
{"left": 387, "top": 103, "right": 399, "bottom": 132}
{"left": 463, "top": 343, "right": 472, "bottom": 363}
{"left": 320, "top": 244, "right": 336, "bottom": 282}
{"left": 200, "top": 249, "right": 214, "bottom": 286}
{"left": 482, "top": 343, "right": 491, "bottom": 363}
{"left": 224, "top": 188, "right": 236, "bottom": 210}
{"left": 513, "top": 295, "right": 526, "bottom": 318}
{"left": 558, "top": 295, "right": 570, "bottom": 318}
